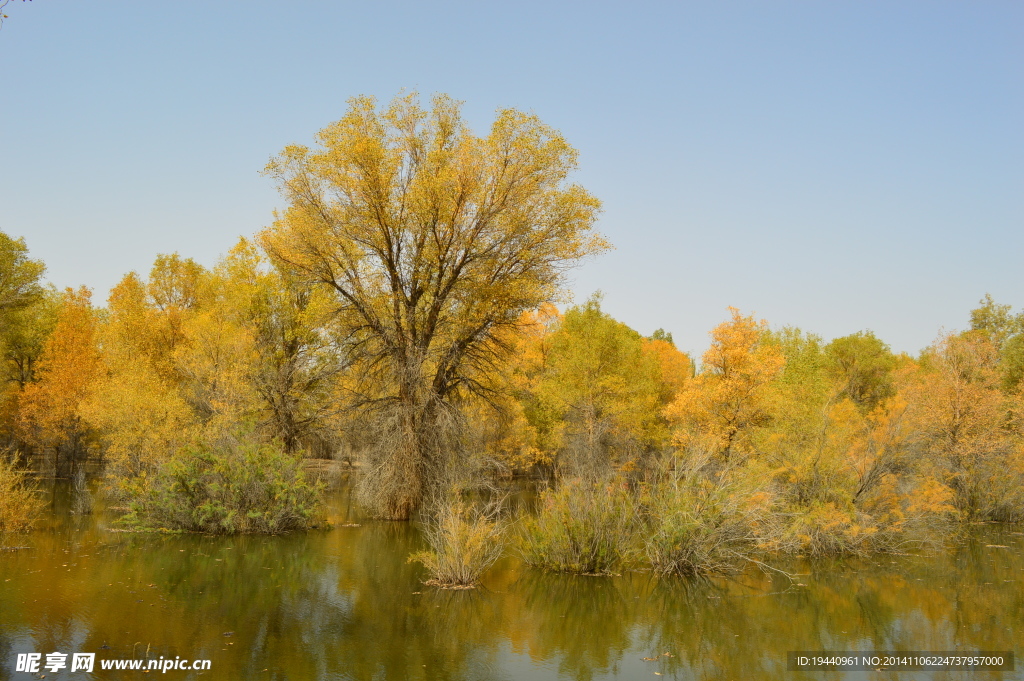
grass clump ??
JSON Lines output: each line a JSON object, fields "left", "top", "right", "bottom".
{"left": 642, "top": 470, "right": 771, "bottom": 575}
{"left": 517, "top": 478, "right": 638, "bottom": 574}
{"left": 0, "top": 453, "right": 43, "bottom": 538}
{"left": 409, "top": 499, "right": 506, "bottom": 588}
{"left": 119, "top": 441, "right": 325, "bottom": 534}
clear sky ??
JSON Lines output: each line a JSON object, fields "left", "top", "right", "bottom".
{"left": 2, "top": 1, "right": 1021, "bottom": 358}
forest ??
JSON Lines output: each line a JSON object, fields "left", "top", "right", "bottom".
{"left": 3, "top": 94, "right": 1024, "bottom": 586}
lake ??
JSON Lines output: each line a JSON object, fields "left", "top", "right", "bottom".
{"left": 1, "top": 475, "right": 1021, "bottom": 680}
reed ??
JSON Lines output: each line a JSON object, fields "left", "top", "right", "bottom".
{"left": 410, "top": 499, "right": 506, "bottom": 588}
{"left": 517, "top": 478, "right": 639, "bottom": 574}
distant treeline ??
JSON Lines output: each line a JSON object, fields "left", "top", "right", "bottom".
{"left": 3, "top": 227, "right": 1023, "bottom": 527}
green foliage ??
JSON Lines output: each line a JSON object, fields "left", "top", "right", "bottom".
{"left": 530, "top": 296, "right": 665, "bottom": 475}
{"left": 119, "top": 440, "right": 326, "bottom": 534}
{"left": 517, "top": 478, "right": 638, "bottom": 574}
{"left": 649, "top": 328, "right": 674, "bottom": 345}
{"left": 642, "top": 465, "right": 770, "bottom": 575}
{"left": 824, "top": 331, "right": 896, "bottom": 413}
{"left": 970, "top": 293, "right": 1023, "bottom": 346}
{"left": 0, "top": 231, "right": 45, "bottom": 316}
{"left": 1, "top": 286, "right": 59, "bottom": 389}
{"left": 1001, "top": 334, "right": 1024, "bottom": 393}
{"left": 767, "top": 327, "right": 827, "bottom": 390}
{"left": 0, "top": 231, "right": 54, "bottom": 451}
{"left": 759, "top": 327, "right": 831, "bottom": 455}
{"left": 409, "top": 500, "right": 506, "bottom": 588}
{"left": 969, "top": 294, "right": 1024, "bottom": 393}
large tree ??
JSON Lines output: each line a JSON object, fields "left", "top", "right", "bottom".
{"left": 259, "top": 93, "right": 606, "bottom": 518}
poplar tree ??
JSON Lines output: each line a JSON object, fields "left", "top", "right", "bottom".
{"left": 260, "top": 93, "right": 606, "bottom": 518}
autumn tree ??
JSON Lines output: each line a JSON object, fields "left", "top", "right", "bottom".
{"left": 0, "top": 231, "right": 44, "bottom": 315}
{"left": 824, "top": 331, "right": 897, "bottom": 413}
{"left": 259, "top": 93, "right": 606, "bottom": 518}
{"left": 211, "top": 239, "right": 345, "bottom": 454}
{"left": 464, "top": 304, "right": 561, "bottom": 475}
{"left": 969, "top": 294, "right": 1024, "bottom": 393}
{"left": 667, "top": 308, "right": 784, "bottom": 462}
{"left": 18, "top": 287, "right": 101, "bottom": 474}
{"left": 526, "top": 297, "right": 665, "bottom": 477}
{"left": 642, "top": 332, "right": 691, "bottom": 404}
{"left": 909, "top": 331, "right": 1021, "bottom": 519}
{"left": 0, "top": 231, "right": 50, "bottom": 389}
{"left": 80, "top": 258, "right": 208, "bottom": 479}
{"left": 0, "top": 231, "right": 53, "bottom": 452}
{"left": 969, "top": 294, "right": 1022, "bottom": 347}
{"left": 758, "top": 327, "right": 831, "bottom": 456}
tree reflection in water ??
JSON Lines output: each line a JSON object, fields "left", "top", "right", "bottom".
{"left": 0, "top": 481, "right": 1021, "bottom": 680}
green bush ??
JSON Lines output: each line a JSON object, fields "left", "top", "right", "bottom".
{"left": 642, "top": 474, "right": 769, "bottom": 575}
{"left": 517, "top": 478, "right": 638, "bottom": 574}
{"left": 409, "top": 500, "right": 506, "bottom": 588}
{"left": 119, "top": 441, "right": 326, "bottom": 533}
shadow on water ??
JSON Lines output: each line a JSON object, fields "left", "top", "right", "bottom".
{"left": 1, "top": 475, "right": 1021, "bottom": 680}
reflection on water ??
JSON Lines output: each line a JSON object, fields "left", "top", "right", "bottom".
{"left": 1, "top": 477, "right": 1021, "bottom": 680}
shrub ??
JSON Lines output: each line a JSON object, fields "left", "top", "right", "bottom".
{"left": 956, "top": 445, "right": 1024, "bottom": 523}
{"left": 777, "top": 502, "right": 886, "bottom": 556}
{"left": 0, "top": 454, "right": 44, "bottom": 537}
{"left": 409, "top": 500, "right": 506, "bottom": 588}
{"left": 773, "top": 474, "right": 957, "bottom": 556}
{"left": 642, "top": 473, "right": 771, "bottom": 575}
{"left": 119, "top": 441, "right": 326, "bottom": 533}
{"left": 517, "top": 478, "right": 638, "bottom": 574}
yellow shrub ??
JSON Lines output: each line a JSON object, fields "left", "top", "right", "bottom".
{"left": 0, "top": 455, "right": 43, "bottom": 537}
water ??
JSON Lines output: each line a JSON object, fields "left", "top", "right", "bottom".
{"left": 1, "top": 476, "right": 1021, "bottom": 680}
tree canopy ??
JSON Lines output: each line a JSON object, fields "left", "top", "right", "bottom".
{"left": 259, "top": 92, "right": 607, "bottom": 518}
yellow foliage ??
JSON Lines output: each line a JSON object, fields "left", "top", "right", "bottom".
{"left": 667, "top": 308, "right": 784, "bottom": 460}
{"left": 409, "top": 500, "right": 506, "bottom": 587}
{"left": 641, "top": 337, "right": 691, "bottom": 403}
{"left": 174, "top": 308, "right": 259, "bottom": 435}
{"left": 18, "top": 287, "right": 101, "bottom": 459}
{"left": 81, "top": 357, "right": 194, "bottom": 478}
{"left": 258, "top": 92, "right": 607, "bottom": 516}
{"left": 905, "top": 475, "right": 957, "bottom": 518}
{"left": 906, "top": 331, "right": 1018, "bottom": 519}
{"left": 0, "top": 454, "right": 43, "bottom": 536}
{"left": 526, "top": 297, "right": 666, "bottom": 475}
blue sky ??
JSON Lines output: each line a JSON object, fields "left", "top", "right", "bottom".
{"left": 2, "top": 1, "right": 1021, "bottom": 357}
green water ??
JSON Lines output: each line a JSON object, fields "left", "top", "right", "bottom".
{"left": 1, "top": 477, "right": 1021, "bottom": 680}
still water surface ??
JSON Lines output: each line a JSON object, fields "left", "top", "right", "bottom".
{"left": 1, "top": 476, "right": 1021, "bottom": 680}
